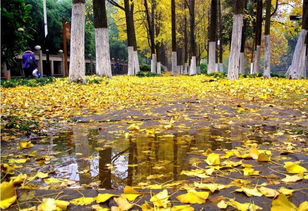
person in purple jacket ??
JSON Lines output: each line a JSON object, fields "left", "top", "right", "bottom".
{"left": 22, "top": 47, "right": 38, "bottom": 78}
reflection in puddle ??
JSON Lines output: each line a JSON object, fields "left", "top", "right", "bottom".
{"left": 50, "top": 125, "right": 271, "bottom": 190}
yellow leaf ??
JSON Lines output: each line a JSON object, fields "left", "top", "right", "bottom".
{"left": 91, "top": 204, "right": 109, "bottom": 211}
{"left": 141, "top": 202, "right": 153, "bottom": 211}
{"left": 8, "top": 158, "right": 29, "bottom": 164}
{"left": 243, "top": 168, "right": 260, "bottom": 176}
{"left": 114, "top": 196, "right": 134, "bottom": 210}
{"left": 36, "top": 172, "right": 49, "bottom": 179}
{"left": 171, "top": 205, "right": 194, "bottom": 211}
{"left": 122, "top": 194, "right": 141, "bottom": 201}
{"left": 19, "top": 141, "right": 33, "bottom": 149}
{"left": 44, "top": 178, "right": 62, "bottom": 183}
{"left": 258, "top": 153, "right": 271, "bottom": 162}
{"left": 55, "top": 200, "right": 70, "bottom": 210}
{"left": 281, "top": 175, "right": 303, "bottom": 183}
{"left": 20, "top": 206, "right": 36, "bottom": 211}
{"left": 11, "top": 173, "right": 27, "bottom": 184}
{"left": 258, "top": 187, "right": 279, "bottom": 198}
{"left": 124, "top": 186, "right": 139, "bottom": 194}
{"left": 278, "top": 187, "right": 294, "bottom": 196}
{"left": 284, "top": 162, "right": 307, "bottom": 174}
{"left": 271, "top": 194, "right": 297, "bottom": 211}
{"left": 235, "top": 187, "right": 263, "bottom": 197}
{"left": 217, "top": 200, "right": 228, "bottom": 209}
{"left": 150, "top": 189, "right": 170, "bottom": 208}
{"left": 176, "top": 191, "right": 209, "bottom": 204}
{"left": 96, "top": 193, "right": 116, "bottom": 203}
{"left": 228, "top": 199, "right": 262, "bottom": 211}
{"left": 70, "top": 197, "right": 95, "bottom": 205}
{"left": 298, "top": 201, "right": 308, "bottom": 211}
{"left": 206, "top": 153, "right": 220, "bottom": 165}
{"left": 128, "top": 124, "right": 140, "bottom": 131}
{"left": 249, "top": 145, "right": 259, "bottom": 160}
{"left": 37, "top": 198, "right": 57, "bottom": 211}
{"left": 194, "top": 183, "right": 225, "bottom": 193}
{"left": 0, "top": 181, "right": 17, "bottom": 209}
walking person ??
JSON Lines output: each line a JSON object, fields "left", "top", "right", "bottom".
{"left": 22, "top": 47, "right": 38, "bottom": 78}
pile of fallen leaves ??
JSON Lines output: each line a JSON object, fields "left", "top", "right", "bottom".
{"left": 1, "top": 75, "right": 307, "bottom": 134}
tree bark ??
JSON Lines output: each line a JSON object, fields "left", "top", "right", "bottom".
{"left": 217, "top": 0, "right": 223, "bottom": 72}
{"left": 263, "top": 0, "right": 271, "bottom": 77}
{"left": 69, "top": 1, "right": 86, "bottom": 83}
{"left": 252, "top": 0, "right": 263, "bottom": 74}
{"left": 208, "top": 0, "right": 217, "bottom": 74}
{"left": 171, "top": 0, "right": 177, "bottom": 75}
{"left": 286, "top": 0, "right": 308, "bottom": 78}
{"left": 239, "top": 18, "right": 247, "bottom": 74}
{"left": 93, "top": 0, "right": 112, "bottom": 78}
{"left": 227, "top": 0, "right": 244, "bottom": 80}
{"left": 189, "top": 0, "right": 197, "bottom": 75}
{"left": 124, "top": 0, "right": 134, "bottom": 75}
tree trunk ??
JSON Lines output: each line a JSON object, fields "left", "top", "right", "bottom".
{"left": 93, "top": 0, "right": 112, "bottom": 78}
{"left": 239, "top": 19, "right": 246, "bottom": 74}
{"left": 189, "top": 0, "right": 197, "bottom": 75}
{"left": 208, "top": 0, "right": 217, "bottom": 74}
{"left": 69, "top": 1, "right": 86, "bottom": 83}
{"left": 263, "top": 0, "right": 271, "bottom": 77}
{"left": 286, "top": 0, "right": 308, "bottom": 79}
{"left": 127, "top": 46, "right": 134, "bottom": 75}
{"left": 252, "top": 0, "right": 263, "bottom": 74}
{"left": 131, "top": 3, "right": 140, "bottom": 74}
{"left": 227, "top": 0, "right": 244, "bottom": 79}
{"left": 217, "top": 0, "right": 223, "bottom": 72}
{"left": 171, "top": 0, "right": 177, "bottom": 75}
{"left": 124, "top": 0, "right": 134, "bottom": 75}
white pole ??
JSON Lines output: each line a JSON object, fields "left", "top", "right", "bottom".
{"left": 43, "top": 0, "right": 48, "bottom": 37}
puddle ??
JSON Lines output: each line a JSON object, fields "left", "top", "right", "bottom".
{"left": 35, "top": 124, "right": 272, "bottom": 190}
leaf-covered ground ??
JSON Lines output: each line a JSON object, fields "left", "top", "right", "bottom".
{"left": 1, "top": 75, "right": 308, "bottom": 210}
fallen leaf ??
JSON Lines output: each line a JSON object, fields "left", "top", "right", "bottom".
{"left": 114, "top": 196, "right": 134, "bottom": 210}
{"left": 258, "top": 187, "right": 279, "bottom": 198}
{"left": 284, "top": 162, "right": 307, "bottom": 174}
{"left": 235, "top": 187, "right": 263, "bottom": 197}
{"left": 206, "top": 153, "right": 220, "bottom": 165}
{"left": 228, "top": 199, "right": 262, "bottom": 211}
{"left": 176, "top": 191, "right": 209, "bottom": 204}
{"left": 96, "top": 193, "right": 116, "bottom": 203}
{"left": 271, "top": 194, "right": 297, "bottom": 211}
{"left": 171, "top": 205, "right": 194, "bottom": 211}
{"left": 150, "top": 189, "right": 170, "bottom": 208}
{"left": 70, "top": 197, "right": 95, "bottom": 205}
{"left": 0, "top": 181, "right": 17, "bottom": 209}
{"left": 19, "top": 141, "right": 33, "bottom": 149}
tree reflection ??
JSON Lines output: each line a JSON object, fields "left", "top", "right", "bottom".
{"left": 99, "top": 147, "right": 112, "bottom": 189}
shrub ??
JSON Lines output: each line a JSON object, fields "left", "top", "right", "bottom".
{"left": 140, "top": 64, "right": 151, "bottom": 72}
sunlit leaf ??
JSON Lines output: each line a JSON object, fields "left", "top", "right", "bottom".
{"left": 150, "top": 189, "right": 170, "bottom": 208}
{"left": 258, "top": 187, "right": 279, "bottom": 198}
{"left": 206, "top": 153, "right": 220, "bottom": 165}
{"left": 284, "top": 162, "right": 307, "bottom": 174}
{"left": 271, "top": 194, "right": 297, "bottom": 211}
{"left": 228, "top": 199, "right": 262, "bottom": 211}
{"left": 235, "top": 187, "right": 263, "bottom": 197}
{"left": 114, "top": 196, "right": 134, "bottom": 210}
{"left": 176, "top": 191, "right": 209, "bottom": 204}
{"left": 0, "top": 181, "right": 17, "bottom": 209}
{"left": 171, "top": 205, "right": 194, "bottom": 211}
{"left": 96, "top": 193, "right": 116, "bottom": 203}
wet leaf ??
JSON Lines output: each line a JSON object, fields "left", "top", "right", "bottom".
{"left": 124, "top": 186, "right": 139, "bottom": 194}
{"left": 278, "top": 187, "right": 294, "bottom": 196}
{"left": 194, "top": 182, "right": 226, "bottom": 192}
{"left": 258, "top": 153, "right": 271, "bottom": 162}
{"left": 96, "top": 193, "right": 116, "bottom": 203}
{"left": 44, "top": 178, "right": 62, "bottom": 183}
{"left": 281, "top": 174, "right": 303, "bottom": 183}
{"left": 92, "top": 204, "right": 109, "bottom": 211}
{"left": 176, "top": 191, "right": 209, "bottom": 204}
{"left": 122, "top": 194, "right": 141, "bottom": 201}
{"left": 35, "top": 172, "right": 49, "bottom": 179}
{"left": 217, "top": 200, "right": 228, "bottom": 209}
{"left": 0, "top": 181, "right": 17, "bottom": 209}
{"left": 298, "top": 202, "right": 308, "bottom": 211}
{"left": 37, "top": 198, "right": 57, "bottom": 211}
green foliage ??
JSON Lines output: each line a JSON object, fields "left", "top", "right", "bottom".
{"left": 207, "top": 72, "right": 227, "bottom": 79}
{"left": 137, "top": 72, "right": 160, "bottom": 77}
{"left": 1, "top": 0, "right": 34, "bottom": 68}
{"left": 140, "top": 64, "right": 151, "bottom": 72}
{"left": 1, "top": 77, "right": 55, "bottom": 88}
{"left": 200, "top": 63, "right": 208, "bottom": 74}
{"left": 2, "top": 116, "right": 39, "bottom": 133}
